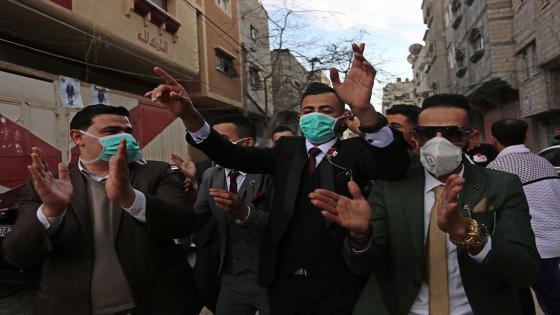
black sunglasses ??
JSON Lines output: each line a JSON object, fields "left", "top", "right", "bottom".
{"left": 413, "top": 126, "right": 472, "bottom": 144}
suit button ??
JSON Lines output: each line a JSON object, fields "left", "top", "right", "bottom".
{"left": 84, "top": 261, "right": 91, "bottom": 267}
{"left": 236, "top": 257, "right": 241, "bottom": 261}
{"left": 413, "top": 279, "right": 421, "bottom": 287}
{"left": 250, "top": 257, "right": 255, "bottom": 261}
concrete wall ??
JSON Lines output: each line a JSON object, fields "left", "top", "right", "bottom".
{"left": 271, "top": 50, "right": 307, "bottom": 113}
{"left": 239, "top": 0, "right": 273, "bottom": 117}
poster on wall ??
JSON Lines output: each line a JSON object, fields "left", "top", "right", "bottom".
{"left": 59, "top": 76, "right": 84, "bottom": 109}
{"left": 91, "top": 85, "right": 110, "bottom": 105}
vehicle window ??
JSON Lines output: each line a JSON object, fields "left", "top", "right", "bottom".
{"left": 539, "top": 148, "right": 560, "bottom": 166}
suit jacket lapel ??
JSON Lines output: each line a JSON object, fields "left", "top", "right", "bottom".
{"left": 237, "top": 173, "right": 257, "bottom": 202}
{"left": 69, "top": 166, "right": 91, "bottom": 230}
{"left": 400, "top": 165, "right": 426, "bottom": 264}
{"left": 283, "top": 139, "right": 307, "bottom": 218}
{"left": 458, "top": 162, "right": 487, "bottom": 217}
{"left": 213, "top": 168, "right": 228, "bottom": 234}
{"left": 318, "top": 149, "right": 336, "bottom": 228}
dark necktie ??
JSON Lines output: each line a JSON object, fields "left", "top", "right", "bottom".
{"left": 307, "top": 147, "right": 322, "bottom": 175}
{"left": 228, "top": 170, "right": 240, "bottom": 194}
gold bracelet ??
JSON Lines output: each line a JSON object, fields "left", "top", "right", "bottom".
{"left": 450, "top": 219, "right": 488, "bottom": 252}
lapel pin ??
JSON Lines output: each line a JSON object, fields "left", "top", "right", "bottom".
{"left": 473, "top": 183, "right": 481, "bottom": 190}
{"left": 250, "top": 180, "right": 256, "bottom": 186}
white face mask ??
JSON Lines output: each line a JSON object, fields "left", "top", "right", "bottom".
{"left": 420, "top": 137, "right": 463, "bottom": 177}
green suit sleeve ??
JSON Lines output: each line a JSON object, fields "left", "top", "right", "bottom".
{"left": 344, "top": 180, "right": 388, "bottom": 276}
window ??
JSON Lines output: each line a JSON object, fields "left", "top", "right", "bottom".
{"left": 250, "top": 25, "right": 259, "bottom": 43}
{"left": 448, "top": 47, "right": 456, "bottom": 69}
{"left": 249, "top": 67, "right": 261, "bottom": 89}
{"left": 216, "top": 0, "right": 230, "bottom": 12}
{"left": 469, "top": 29, "right": 485, "bottom": 62}
{"left": 520, "top": 43, "right": 537, "bottom": 81}
{"left": 450, "top": 0, "right": 463, "bottom": 29}
{"left": 538, "top": 0, "right": 551, "bottom": 9}
{"left": 455, "top": 49, "right": 465, "bottom": 68}
{"left": 149, "top": 0, "right": 167, "bottom": 10}
{"left": 455, "top": 48, "right": 467, "bottom": 77}
{"left": 292, "top": 79, "right": 303, "bottom": 90}
{"left": 451, "top": 0, "right": 461, "bottom": 12}
{"left": 215, "top": 49, "right": 236, "bottom": 77}
{"left": 470, "top": 29, "right": 484, "bottom": 51}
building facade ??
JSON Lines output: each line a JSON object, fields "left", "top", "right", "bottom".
{"left": 513, "top": 0, "right": 560, "bottom": 148}
{"left": 0, "top": 0, "right": 201, "bottom": 194}
{"left": 239, "top": 0, "right": 273, "bottom": 121}
{"left": 381, "top": 78, "right": 416, "bottom": 114}
{"left": 270, "top": 48, "right": 307, "bottom": 132}
{"left": 412, "top": 0, "right": 560, "bottom": 149}
{"left": 412, "top": 0, "right": 454, "bottom": 103}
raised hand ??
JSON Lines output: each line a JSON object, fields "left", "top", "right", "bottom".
{"left": 146, "top": 67, "right": 205, "bottom": 131}
{"left": 330, "top": 43, "right": 376, "bottom": 115}
{"left": 145, "top": 67, "right": 192, "bottom": 117}
{"left": 171, "top": 153, "right": 196, "bottom": 180}
{"left": 106, "top": 139, "right": 135, "bottom": 208}
{"left": 437, "top": 174, "right": 470, "bottom": 240}
{"left": 309, "top": 181, "right": 371, "bottom": 235}
{"left": 209, "top": 188, "right": 249, "bottom": 221}
{"left": 27, "top": 147, "right": 72, "bottom": 217}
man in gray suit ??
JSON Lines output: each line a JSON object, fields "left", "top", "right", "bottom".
{"left": 193, "top": 115, "right": 273, "bottom": 315}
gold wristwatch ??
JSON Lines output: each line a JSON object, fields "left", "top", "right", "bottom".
{"left": 450, "top": 219, "right": 489, "bottom": 254}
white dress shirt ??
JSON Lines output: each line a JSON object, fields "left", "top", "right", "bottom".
{"left": 223, "top": 168, "right": 252, "bottom": 223}
{"left": 224, "top": 168, "right": 247, "bottom": 191}
{"left": 36, "top": 161, "right": 147, "bottom": 234}
{"left": 189, "top": 121, "right": 394, "bottom": 149}
{"left": 409, "top": 168, "right": 492, "bottom": 315}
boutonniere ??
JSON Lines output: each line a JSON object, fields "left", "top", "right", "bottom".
{"left": 252, "top": 191, "right": 266, "bottom": 204}
{"left": 325, "top": 147, "right": 353, "bottom": 181}
{"left": 326, "top": 147, "right": 338, "bottom": 159}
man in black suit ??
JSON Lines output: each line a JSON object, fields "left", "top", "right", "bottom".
{"left": 146, "top": 43, "right": 410, "bottom": 314}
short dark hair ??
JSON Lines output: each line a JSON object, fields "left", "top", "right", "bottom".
{"left": 70, "top": 104, "right": 130, "bottom": 131}
{"left": 386, "top": 104, "right": 421, "bottom": 126}
{"left": 300, "top": 82, "right": 344, "bottom": 108}
{"left": 491, "top": 118, "right": 528, "bottom": 147}
{"left": 421, "top": 93, "right": 473, "bottom": 125}
{"left": 272, "top": 125, "right": 294, "bottom": 135}
{"left": 211, "top": 115, "right": 256, "bottom": 139}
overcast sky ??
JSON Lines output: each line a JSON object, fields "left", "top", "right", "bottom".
{"left": 261, "top": 0, "right": 426, "bottom": 110}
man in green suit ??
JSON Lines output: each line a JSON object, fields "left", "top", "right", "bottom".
{"left": 310, "top": 94, "right": 539, "bottom": 315}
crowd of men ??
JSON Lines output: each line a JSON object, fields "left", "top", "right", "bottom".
{"left": 1, "top": 43, "right": 559, "bottom": 315}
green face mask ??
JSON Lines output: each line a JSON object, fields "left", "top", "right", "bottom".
{"left": 299, "top": 112, "right": 347, "bottom": 144}
{"left": 81, "top": 131, "right": 145, "bottom": 164}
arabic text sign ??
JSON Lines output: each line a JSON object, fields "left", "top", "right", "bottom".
{"left": 137, "top": 29, "right": 169, "bottom": 54}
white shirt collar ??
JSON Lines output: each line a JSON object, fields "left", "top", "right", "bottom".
{"left": 224, "top": 168, "right": 247, "bottom": 177}
{"left": 424, "top": 165, "right": 465, "bottom": 194}
{"left": 497, "top": 144, "right": 530, "bottom": 159}
{"left": 78, "top": 159, "right": 108, "bottom": 181}
{"left": 304, "top": 137, "right": 338, "bottom": 156}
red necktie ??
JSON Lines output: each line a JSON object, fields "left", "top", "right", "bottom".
{"left": 307, "top": 147, "right": 322, "bottom": 175}
{"left": 228, "top": 170, "right": 239, "bottom": 194}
